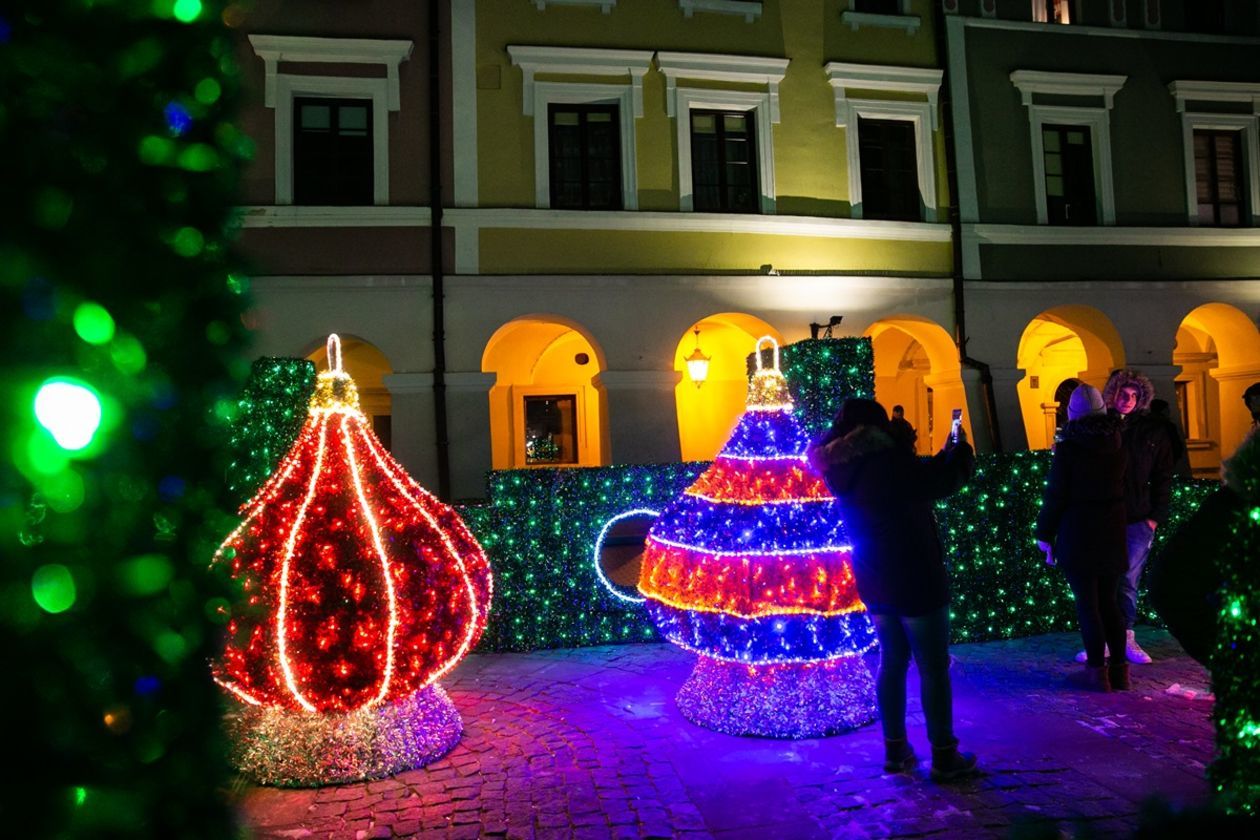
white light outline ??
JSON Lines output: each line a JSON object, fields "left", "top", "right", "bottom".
{"left": 339, "top": 413, "right": 399, "bottom": 708}
{"left": 719, "top": 453, "right": 809, "bottom": 463}
{"left": 592, "top": 508, "right": 659, "bottom": 604}
{"left": 683, "top": 491, "right": 833, "bottom": 506}
{"left": 359, "top": 424, "right": 486, "bottom": 690}
{"left": 213, "top": 675, "right": 263, "bottom": 707}
{"left": 276, "top": 418, "right": 328, "bottom": 712}
{"left": 646, "top": 533, "right": 853, "bottom": 558}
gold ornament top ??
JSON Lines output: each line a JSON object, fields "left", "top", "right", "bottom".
{"left": 746, "top": 336, "right": 793, "bottom": 411}
{"left": 309, "top": 334, "right": 362, "bottom": 413}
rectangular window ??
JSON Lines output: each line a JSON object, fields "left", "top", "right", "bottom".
{"left": 1184, "top": 0, "right": 1226, "bottom": 34}
{"left": 1042, "top": 124, "right": 1097, "bottom": 225}
{"left": 1194, "top": 129, "right": 1245, "bottom": 226}
{"left": 293, "top": 97, "right": 373, "bottom": 206}
{"left": 1043, "top": 0, "right": 1072, "bottom": 24}
{"left": 690, "top": 109, "right": 759, "bottom": 213}
{"left": 524, "top": 395, "right": 578, "bottom": 465}
{"left": 855, "top": 0, "right": 900, "bottom": 13}
{"left": 548, "top": 104, "right": 622, "bottom": 210}
{"left": 858, "top": 118, "right": 920, "bottom": 221}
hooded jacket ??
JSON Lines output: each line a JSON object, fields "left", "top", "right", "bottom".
{"left": 1034, "top": 413, "right": 1128, "bottom": 575}
{"left": 1104, "top": 369, "right": 1175, "bottom": 525}
{"left": 808, "top": 426, "right": 974, "bottom": 617}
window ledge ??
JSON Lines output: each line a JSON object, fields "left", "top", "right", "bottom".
{"left": 237, "top": 205, "right": 432, "bottom": 228}
{"left": 678, "top": 0, "right": 762, "bottom": 23}
{"left": 531, "top": 0, "right": 616, "bottom": 13}
{"left": 840, "top": 11, "right": 921, "bottom": 35}
{"left": 965, "top": 223, "right": 1260, "bottom": 247}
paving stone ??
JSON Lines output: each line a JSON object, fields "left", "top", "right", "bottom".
{"left": 238, "top": 630, "right": 1212, "bottom": 840}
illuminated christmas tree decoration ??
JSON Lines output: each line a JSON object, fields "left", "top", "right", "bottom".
{"left": 34, "top": 379, "right": 102, "bottom": 451}
{"left": 212, "top": 335, "right": 493, "bottom": 785}
{"left": 72, "top": 301, "right": 115, "bottom": 345}
{"left": 31, "top": 564, "right": 77, "bottom": 614}
{"left": 623, "top": 336, "right": 878, "bottom": 737}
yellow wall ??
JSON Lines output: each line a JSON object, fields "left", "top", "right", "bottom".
{"left": 479, "top": 229, "right": 950, "bottom": 274}
{"left": 674, "top": 316, "right": 782, "bottom": 461}
{"left": 474, "top": 0, "right": 949, "bottom": 253}
{"left": 482, "top": 318, "right": 609, "bottom": 469}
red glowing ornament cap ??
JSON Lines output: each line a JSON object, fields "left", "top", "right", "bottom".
{"left": 213, "top": 334, "right": 493, "bottom": 714}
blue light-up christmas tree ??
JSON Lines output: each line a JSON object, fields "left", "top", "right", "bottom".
{"left": 638, "top": 338, "right": 878, "bottom": 737}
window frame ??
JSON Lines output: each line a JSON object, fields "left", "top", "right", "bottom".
{"left": 855, "top": 116, "right": 923, "bottom": 222}
{"left": 291, "top": 96, "right": 378, "bottom": 207}
{"left": 546, "top": 102, "right": 625, "bottom": 211}
{"left": 531, "top": 82, "right": 638, "bottom": 211}
{"left": 1039, "top": 122, "right": 1099, "bottom": 226}
{"left": 513, "top": 387, "right": 586, "bottom": 469}
{"left": 689, "top": 108, "right": 761, "bottom": 214}
{"left": 1010, "top": 69, "right": 1125, "bottom": 227}
{"left": 1169, "top": 81, "right": 1260, "bottom": 227}
{"left": 826, "top": 62, "right": 942, "bottom": 222}
{"left": 1193, "top": 128, "right": 1246, "bottom": 226}
{"left": 249, "top": 35, "right": 410, "bottom": 208}
{"left": 676, "top": 92, "right": 774, "bottom": 213}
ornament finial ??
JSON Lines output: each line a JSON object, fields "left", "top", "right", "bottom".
{"left": 747, "top": 336, "right": 792, "bottom": 410}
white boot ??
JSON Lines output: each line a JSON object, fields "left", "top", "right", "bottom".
{"left": 1125, "top": 629, "right": 1152, "bottom": 664}
{"left": 1075, "top": 644, "right": 1109, "bottom": 663}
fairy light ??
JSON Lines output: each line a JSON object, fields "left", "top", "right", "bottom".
{"left": 592, "top": 509, "right": 657, "bottom": 604}
{"left": 213, "top": 335, "right": 492, "bottom": 783}
{"left": 627, "top": 336, "right": 878, "bottom": 736}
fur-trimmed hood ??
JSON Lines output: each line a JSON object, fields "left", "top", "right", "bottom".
{"left": 1103, "top": 369, "right": 1155, "bottom": 413}
{"left": 807, "top": 425, "right": 895, "bottom": 495}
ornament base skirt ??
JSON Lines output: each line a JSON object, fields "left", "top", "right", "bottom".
{"left": 225, "top": 684, "right": 463, "bottom": 786}
{"left": 676, "top": 655, "right": 878, "bottom": 738}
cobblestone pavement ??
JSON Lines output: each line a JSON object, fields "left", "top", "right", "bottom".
{"left": 238, "top": 627, "right": 1214, "bottom": 839}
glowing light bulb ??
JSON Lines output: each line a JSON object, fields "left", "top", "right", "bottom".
{"left": 34, "top": 379, "right": 103, "bottom": 451}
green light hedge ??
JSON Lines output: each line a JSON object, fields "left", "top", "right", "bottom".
{"left": 226, "top": 358, "right": 314, "bottom": 504}
{"left": 461, "top": 456, "right": 1217, "bottom": 652}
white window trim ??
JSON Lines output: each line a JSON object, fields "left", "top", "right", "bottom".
{"left": 530, "top": 0, "right": 616, "bottom": 13}
{"left": 1175, "top": 113, "right": 1260, "bottom": 226}
{"left": 1169, "top": 81, "right": 1260, "bottom": 225}
{"left": 1023, "top": 105, "right": 1116, "bottom": 225}
{"left": 249, "top": 35, "right": 412, "bottom": 207}
{"left": 507, "top": 45, "right": 653, "bottom": 118}
{"left": 673, "top": 88, "right": 777, "bottom": 213}
{"left": 841, "top": 0, "right": 919, "bottom": 35}
{"left": 1011, "top": 71, "right": 1126, "bottom": 225}
{"left": 826, "top": 63, "right": 943, "bottom": 221}
{"left": 531, "top": 82, "right": 640, "bottom": 210}
{"left": 508, "top": 46, "right": 652, "bottom": 211}
{"left": 274, "top": 75, "right": 390, "bottom": 206}
{"left": 678, "top": 0, "right": 762, "bottom": 22}
{"left": 657, "top": 52, "right": 788, "bottom": 214}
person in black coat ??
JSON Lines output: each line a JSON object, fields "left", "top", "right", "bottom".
{"left": 1035, "top": 384, "right": 1129, "bottom": 692}
{"left": 809, "top": 398, "right": 978, "bottom": 782}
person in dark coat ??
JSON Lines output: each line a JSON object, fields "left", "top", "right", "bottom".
{"left": 1035, "top": 384, "right": 1129, "bottom": 692}
{"left": 1092, "top": 368, "right": 1175, "bottom": 666}
{"left": 809, "top": 398, "right": 978, "bottom": 782}
{"left": 889, "top": 404, "right": 918, "bottom": 453}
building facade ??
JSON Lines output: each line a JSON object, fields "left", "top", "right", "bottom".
{"left": 946, "top": 0, "right": 1260, "bottom": 474}
{"left": 234, "top": 0, "right": 1260, "bottom": 497}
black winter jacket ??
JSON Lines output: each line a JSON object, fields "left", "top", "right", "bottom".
{"left": 809, "top": 427, "right": 974, "bottom": 617}
{"left": 1117, "top": 410, "right": 1175, "bottom": 525}
{"left": 1034, "top": 414, "right": 1128, "bottom": 576}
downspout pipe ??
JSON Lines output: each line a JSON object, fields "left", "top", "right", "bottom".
{"left": 430, "top": 0, "right": 452, "bottom": 497}
{"left": 932, "top": 3, "right": 1004, "bottom": 453}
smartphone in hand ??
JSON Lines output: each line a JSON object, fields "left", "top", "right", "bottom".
{"left": 950, "top": 408, "right": 963, "bottom": 444}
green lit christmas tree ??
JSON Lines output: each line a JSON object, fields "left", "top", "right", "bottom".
{"left": 1, "top": 2, "right": 248, "bottom": 834}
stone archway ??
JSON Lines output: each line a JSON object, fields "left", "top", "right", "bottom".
{"left": 1175, "top": 302, "right": 1260, "bottom": 472}
{"left": 865, "top": 316, "right": 967, "bottom": 454}
{"left": 673, "top": 313, "right": 782, "bottom": 462}
{"left": 306, "top": 335, "right": 394, "bottom": 450}
{"left": 1016, "top": 306, "right": 1125, "bottom": 450}
{"left": 481, "top": 315, "right": 609, "bottom": 470}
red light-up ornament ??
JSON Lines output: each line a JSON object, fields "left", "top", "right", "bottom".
{"left": 631, "top": 337, "right": 878, "bottom": 737}
{"left": 212, "top": 335, "right": 492, "bottom": 785}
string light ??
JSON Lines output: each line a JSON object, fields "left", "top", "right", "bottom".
{"left": 632, "top": 337, "right": 878, "bottom": 736}
{"left": 213, "top": 335, "right": 493, "bottom": 784}
{"left": 592, "top": 509, "right": 657, "bottom": 604}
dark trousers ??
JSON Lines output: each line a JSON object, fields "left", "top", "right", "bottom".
{"left": 1064, "top": 567, "right": 1126, "bottom": 667}
{"left": 870, "top": 606, "right": 955, "bottom": 748}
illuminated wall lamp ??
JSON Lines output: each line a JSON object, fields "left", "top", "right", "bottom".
{"left": 685, "top": 327, "right": 711, "bottom": 388}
